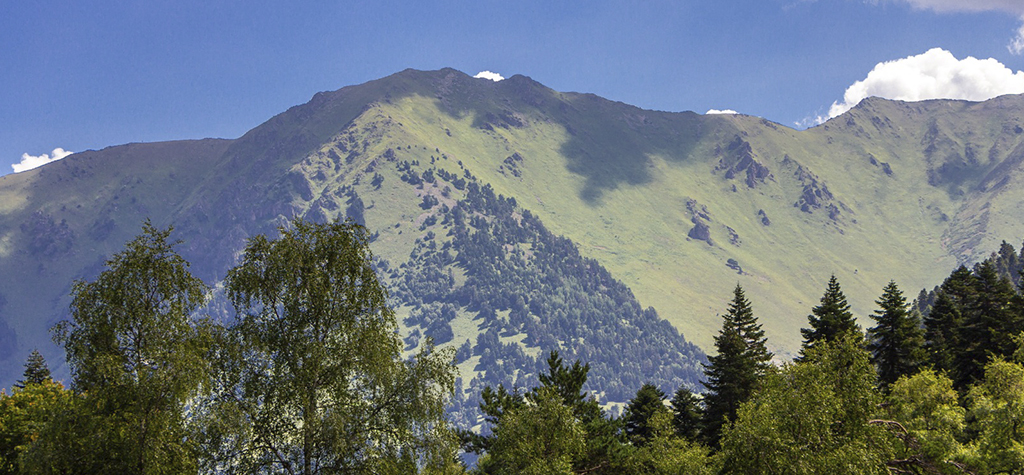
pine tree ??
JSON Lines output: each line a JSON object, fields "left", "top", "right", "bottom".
{"left": 992, "top": 241, "right": 1022, "bottom": 288}
{"left": 624, "top": 382, "right": 668, "bottom": 446}
{"left": 670, "top": 386, "right": 703, "bottom": 441}
{"left": 701, "top": 285, "right": 772, "bottom": 446}
{"left": 800, "top": 275, "right": 860, "bottom": 357}
{"left": 866, "top": 281, "right": 925, "bottom": 388}
{"left": 537, "top": 350, "right": 590, "bottom": 414}
{"left": 912, "top": 287, "right": 933, "bottom": 317}
{"left": 923, "top": 266, "right": 975, "bottom": 374}
{"left": 15, "top": 349, "right": 51, "bottom": 388}
{"left": 953, "top": 260, "right": 1019, "bottom": 389}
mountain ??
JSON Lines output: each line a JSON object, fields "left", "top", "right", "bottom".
{"left": 4, "top": 68, "right": 1024, "bottom": 405}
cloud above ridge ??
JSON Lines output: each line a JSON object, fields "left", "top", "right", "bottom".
{"left": 706, "top": 109, "right": 739, "bottom": 115}
{"left": 13, "top": 148, "right": 72, "bottom": 173}
{"left": 815, "top": 48, "right": 1024, "bottom": 125}
{"left": 474, "top": 71, "right": 504, "bottom": 81}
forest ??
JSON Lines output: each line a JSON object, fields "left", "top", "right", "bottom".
{"left": 4, "top": 211, "right": 1024, "bottom": 473}
{"left": 383, "top": 163, "right": 705, "bottom": 427}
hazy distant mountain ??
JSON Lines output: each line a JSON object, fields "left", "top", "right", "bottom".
{"left": 4, "top": 68, "right": 1024, "bottom": 406}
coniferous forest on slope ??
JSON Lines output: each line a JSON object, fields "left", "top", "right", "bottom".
{"left": 4, "top": 209, "right": 1024, "bottom": 474}
{"left": 9, "top": 68, "right": 1024, "bottom": 474}
{"left": 380, "top": 163, "right": 705, "bottom": 427}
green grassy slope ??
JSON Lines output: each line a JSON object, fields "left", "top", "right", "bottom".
{"left": 0, "top": 139, "right": 231, "bottom": 377}
{"left": 2, "top": 68, "right": 1024, "bottom": 386}
{"left": 293, "top": 71, "right": 1024, "bottom": 357}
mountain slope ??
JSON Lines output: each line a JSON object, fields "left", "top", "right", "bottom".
{"left": 3, "top": 68, "right": 1024, "bottom": 391}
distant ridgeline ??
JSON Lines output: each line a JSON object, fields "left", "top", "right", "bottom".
{"left": 368, "top": 159, "right": 705, "bottom": 424}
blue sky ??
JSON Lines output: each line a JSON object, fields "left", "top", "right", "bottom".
{"left": 4, "top": 0, "right": 1024, "bottom": 174}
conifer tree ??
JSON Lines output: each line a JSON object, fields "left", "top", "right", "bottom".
{"left": 866, "top": 281, "right": 925, "bottom": 387}
{"left": 15, "top": 349, "right": 51, "bottom": 388}
{"left": 992, "top": 241, "right": 1022, "bottom": 288}
{"left": 538, "top": 350, "right": 590, "bottom": 413}
{"left": 800, "top": 275, "right": 860, "bottom": 357}
{"left": 701, "top": 285, "right": 772, "bottom": 446}
{"left": 670, "top": 386, "right": 702, "bottom": 441}
{"left": 923, "top": 266, "right": 975, "bottom": 374}
{"left": 953, "top": 260, "right": 1019, "bottom": 389}
{"left": 624, "top": 383, "right": 668, "bottom": 446}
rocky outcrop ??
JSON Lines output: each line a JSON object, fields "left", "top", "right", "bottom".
{"left": 688, "top": 221, "right": 711, "bottom": 244}
{"left": 716, "top": 136, "right": 773, "bottom": 188}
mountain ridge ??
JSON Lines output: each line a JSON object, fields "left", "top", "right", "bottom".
{"left": 3, "top": 68, "right": 1024, "bottom": 395}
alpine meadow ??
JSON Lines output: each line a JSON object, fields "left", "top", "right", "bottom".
{"left": 5, "top": 67, "right": 1024, "bottom": 473}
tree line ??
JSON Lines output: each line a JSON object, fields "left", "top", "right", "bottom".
{"left": 460, "top": 241, "right": 1024, "bottom": 474}
{"left": 5, "top": 214, "right": 1024, "bottom": 473}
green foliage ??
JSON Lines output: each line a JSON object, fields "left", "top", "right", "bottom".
{"left": 15, "top": 351, "right": 50, "bottom": 389}
{"left": 954, "top": 261, "right": 1021, "bottom": 389}
{"left": 923, "top": 260, "right": 1024, "bottom": 391}
{"left": 924, "top": 266, "right": 975, "bottom": 376}
{"left": 35, "top": 221, "right": 212, "bottom": 475}
{"left": 883, "top": 369, "right": 966, "bottom": 473}
{"left": 719, "top": 334, "right": 894, "bottom": 474}
{"left": 961, "top": 358, "right": 1024, "bottom": 474}
{"left": 620, "top": 411, "right": 719, "bottom": 475}
{"left": 203, "top": 219, "right": 459, "bottom": 474}
{"left": 467, "top": 351, "right": 628, "bottom": 474}
{"left": 701, "top": 285, "right": 772, "bottom": 446}
{"left": 623, "top": 383, "right": 669, "bottom": 447}
{"left": 0, "top": 380, "right": 71, "bottom": 474}
{"left": 476, "top": 387, "right": 584, "bottom": 475}
{"left": 800, "top": 275, "right": 861, "bottom": 358}
{"left": 460, "top": 384, "right": 526, "bottom": 455}
{"left": 670, "top": 387, "right": 703, "bottom": 441}
{"left": 867, "top": 281, "right": 925, "bottom": 387}
{"left": 537, "top": 351, "right": 590, "bottom": 412}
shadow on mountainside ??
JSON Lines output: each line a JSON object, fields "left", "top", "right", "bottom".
{"left": 405, "top": 68, "right": 706, "bottom": 204}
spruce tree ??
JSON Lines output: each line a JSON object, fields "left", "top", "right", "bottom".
{"left": 701, "top": 285, "right": 772, "bottom": 446}
{"left": 537, "top": 350, "right": 590, "bottom": 414}
{"left": 953, "top": 260, "right": 1019, "bottom": 389}
{"left": 923, "top": 266, "right": 975, "bottom": 374}
{"left": 800, "top": 275, "right": 860, "bottom": 357}
{"left": 670, "top": 386, "right": 703, "bottom": 441}
{"left": 15, "top": 349, "right": 51, "bottom": 388}
{"left": 624, "top": 383, "right": 669, "bottom": 446}
{"left": 993, "top": 241, "right": 1022, "bottom": 288}
{"left": 866, "top": 281, "right": 925, "bottom": 388}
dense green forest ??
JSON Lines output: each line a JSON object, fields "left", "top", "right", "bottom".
{"left": 4, "top": 214, "right": 1024, "bottom": 474}
{"left": 379, "top": 162, "right": 705, "bottom": 427}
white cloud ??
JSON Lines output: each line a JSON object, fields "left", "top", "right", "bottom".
{"left": 706, "top": 109, "right": 739, "bottom": 115}
{"left": 1011, "top": 21, "right": 1024, "bottom": 54}
{"left": 474, "top": 71, "right": 505, "bottom": 82}
{"left": 899, "top": 0, "right": 1024, "bottom": 15}
{"left": 820, "top": 48, "right": 1024, "bottom": 123}
{"left": 12, "top": 148, "right": 72, "bottom": 173}
{"left": 891, "top": 1, "right": 1024, "bottom": 54}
